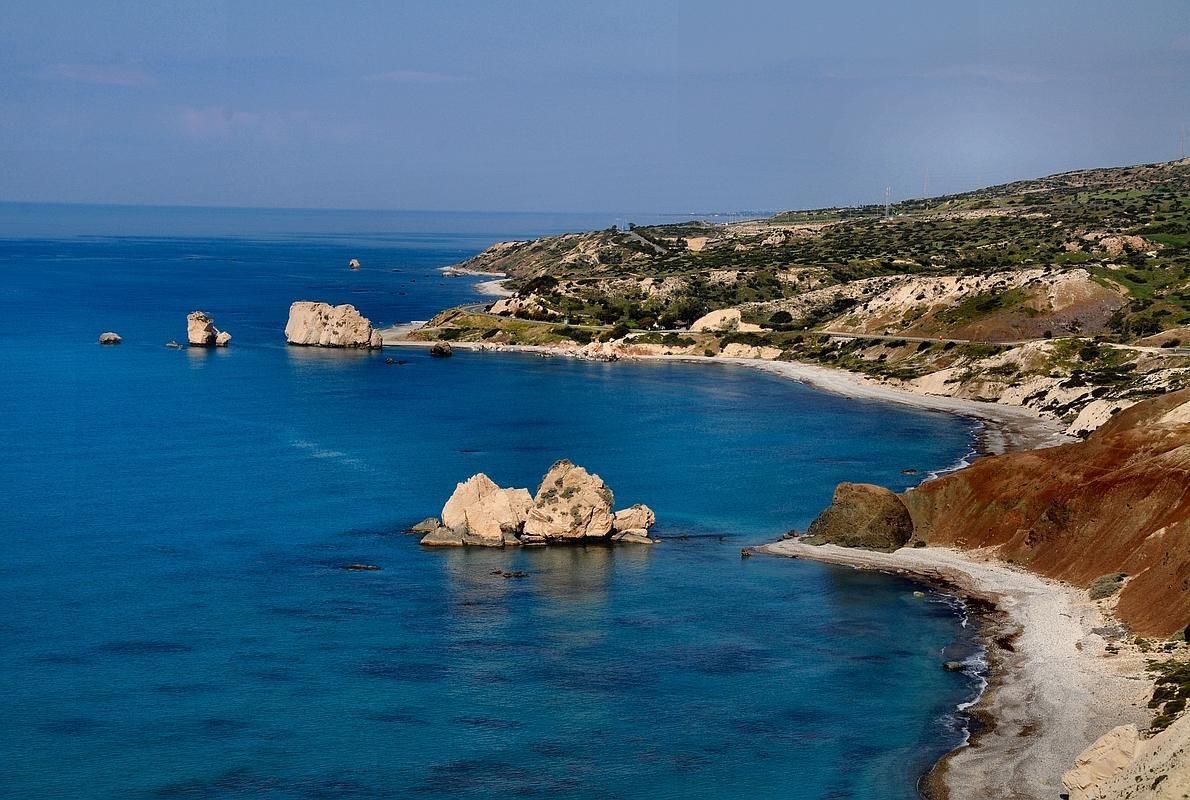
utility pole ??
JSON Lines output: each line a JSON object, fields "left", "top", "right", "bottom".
{"left": 884, "top": 186, "right": 892, "bottom": 220}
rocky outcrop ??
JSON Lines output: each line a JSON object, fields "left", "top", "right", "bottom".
{"left": 348, "top": 258, "right": 361, "bottom": 269}
{"left": 689, "top": 308, "right": 762, "bottom": 333}
{"left": 1063, "top": 714, "right": 1189, "bottom": 799}
{"left": 440, "top": 474, "right": 532, "bottom": 546}
{"left": 98, "top": 332, "right": 121, "bottom": 345}
{"left": 187, "top": 311, "right": 230, "bottom": 347}
{"left": 284, "top": 301, "right": 382, "bottom": 349}
{"left": 429, "top": 342, "right": 452, "bottom": 358}
{"left": 421, "top": 461, "right": 655, "bottom": 547}
{"left": 522, "top": 460, "right": 615, "bottom": 543}
{"left": 613, "top": 504, "right": 655, "bottom": 532}
{"left": 801, "top": 483, "right": 914, "bottom": 552}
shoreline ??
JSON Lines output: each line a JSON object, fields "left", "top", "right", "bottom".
{"left": 758, "top": 541, "right": 1153, "bottom": 800}
{"left": 439, "top": 266, "right": 514, "bottom": 296}
{"left": 377, "top": 337, "right": 1071, "bottom": 454}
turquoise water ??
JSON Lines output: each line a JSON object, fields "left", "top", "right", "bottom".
{"left": 0, "top": 206, "right": 981, "bottom": 799}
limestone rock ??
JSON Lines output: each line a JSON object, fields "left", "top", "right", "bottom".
{"left": 522, "top": 460, "right": 615, "bottom": 541}
{"left": 284, "top": 301, "right": 383, "bottom": 349}
{"left": 187, "top": 311, "right": 218, "bottom": 347}
{"left": 689, "top": 308, "right": 762, "bottom": 333}
{"left": 215, "top": 330, "right": 231, "bottom": 347}
{"left": 613, "top": 504, "right": 656, "bottom": 532}
{"left": 420, "top": 526, "right": 465, "bottom": 547}
{"left": 98, "top": 332, "right": 122, "bottom": 345}
{"left": 441, "top": 474, "right": 532, "bottom": 547}
{"left": 1063, "top": 724, "right": 1140, "bottom": 800}
{"left": 802, "top": 482, "right": 914, "bottom": 552}
{"left": 408, "top": 516, "right": 441, "bottom": 533}
{"left": 348, "top": 258, "right": 361, "bottom": 269}
{"left": 611, "top": 528, "right": 656, "bottom": 544}
{"left": 430, "top": 342, "right": 453, "bottom": 358}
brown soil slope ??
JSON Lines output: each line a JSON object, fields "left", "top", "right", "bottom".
{"left": 904, "top": 389, "right": 1190, "bottom": 637}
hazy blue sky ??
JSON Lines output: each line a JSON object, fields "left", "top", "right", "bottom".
{"left": 1, "top": 1, "right": 1187, "bottom": 212}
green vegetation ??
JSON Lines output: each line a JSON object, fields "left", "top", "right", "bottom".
{"left": 1147, "top": 659, "right": 1190, "bottom": 732}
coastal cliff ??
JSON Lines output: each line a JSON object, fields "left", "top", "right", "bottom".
{"left": 903, "top": 388, "right": 1189, "bottom": 638}
{"left": 802, "top": 389, "right": 1189, "bottom": 637}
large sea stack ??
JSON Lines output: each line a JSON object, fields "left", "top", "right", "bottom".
{"left": 284, "top": 301, "right": 382, "bottom": 349}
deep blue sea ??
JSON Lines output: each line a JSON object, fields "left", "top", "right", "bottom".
{"left": 0, "top": 204, "right": 982, "bottom": 799}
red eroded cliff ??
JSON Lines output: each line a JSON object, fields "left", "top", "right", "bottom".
{"left": 903, "top": 389, "right": 1190, "bottom": 637}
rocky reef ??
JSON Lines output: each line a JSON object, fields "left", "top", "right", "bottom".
{"left": 187, "top": 311, "right": 230, "bottom": 347}
{"left": 419, "top": 460, "right": 656, "bottom": 547}
{"left": 284, "top": 301, "right": 382, "bottom": 349}
{"left": 98, "top": 332, "right": 121, "bottom": 345}
{"left": 802, "top": 388, "right": 1190, "bottom": 637}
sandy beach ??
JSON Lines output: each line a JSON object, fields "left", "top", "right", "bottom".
{"left": 759, "top": 541, "right": 1154, "bottom": 800}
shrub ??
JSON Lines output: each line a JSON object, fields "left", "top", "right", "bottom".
{"left": 1088, "top": 572, "right": 1127, "bottom": 600}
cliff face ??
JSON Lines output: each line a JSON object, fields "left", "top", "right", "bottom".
{"left": 903, "top": 389, "right": 1190, "bottom": 637}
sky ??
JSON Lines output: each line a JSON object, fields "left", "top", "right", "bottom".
{"left": 1, "top": 0, "right": 1187, "bottom": 213}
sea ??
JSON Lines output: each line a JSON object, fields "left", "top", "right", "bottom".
{"left": 0, "top": 203, "right": 983, "bottom": 799}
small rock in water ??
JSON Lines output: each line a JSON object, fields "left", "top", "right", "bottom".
{"left": 491, "top": 570, "right": 527, "bottom": 579}
{"left": 385, "top": 357, "right": 395, "bottom": 365}
{"left": 342, "top": 564, "right": 382, "bottom": 571}
{"left": 429, "top": 342, "right": 453, "bottom": 358}
{"left": 943, "top": 661, "right": 966, "bottom": 672}
{"left": 408, "top": 517, "right": 441, "bottom": 534}
{"left": 740, "top": 548, "right": 752, "bottom": 559}
{"left": 98, "top": 332, "right": 122, "bottom": 345}
{"left": 913, "top": 591, "right": 926, "bottom": 598}
{"left": 165, "top": 340, "right": 183, "bottom": 349}
{"left": 348, "top": 258, "right": 361, "bottom": 269}
{"left": 900, "top": 468, "right": 919, "bottom": 475}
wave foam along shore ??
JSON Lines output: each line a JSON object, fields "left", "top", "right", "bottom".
{"left": 758, "top": 542, "right": 1154, "bottom": 800}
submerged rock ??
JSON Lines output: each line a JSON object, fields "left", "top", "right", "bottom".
{"left": 165, "top": 340, "right": 184, "bottom": 349}
{"left": 342, "top": 564, "right": 381, "bottom": 571}
{"left": 420, "top": 526, "right": 465, "bottom": 547}
{"left": 611, "top": 528, "right": 655, "bottom": 545}
{"left": 284, "top": 301, "right": 382, "bottom": 349}
{"left": 98, "top": 332, "right": 122, "bottom": 345}
{"left": 802, "top": 483, "right": 914, "bottom": 552}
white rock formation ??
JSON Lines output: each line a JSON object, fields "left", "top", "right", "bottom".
{"left": 284, "top": 301, "right": 382, "bottom": 349}
{"left": 689, "top": 308, "right": 763, "bottom": 333}
{"left": 187, "top": 311, "right": 224, "bottom": 347}
{"left": 612, "top": 504, "right": 656, "bottom": 532}
{"left": 1063, "top": 714, "right": 1189, "bottom": 799}
{"left": 215, "top": 330, "right": 231, "bottom": 347}
{"left": 98, "top": 332, "right": 122, "bottom": 345}
{"left": 522, "top": 460, "right": 615, "bottom": 542}
{"left": 439, "top": 473, "right": 532, "bottom": 547}
{"left": 348, "top": 258, "right": 361, "bottom": 269}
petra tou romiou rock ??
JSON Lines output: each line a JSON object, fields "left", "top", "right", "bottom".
{"left": 420, "top": 460, "right": 657, "bottom": 547}
{"left": 98, "top": 332, "right": 122, "bottom": 345}
{"left": 187, "top": 311, "right": 231, "bottom": 347}
{"left": 284, "top": 301, "right": 382, "bottom": 349}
